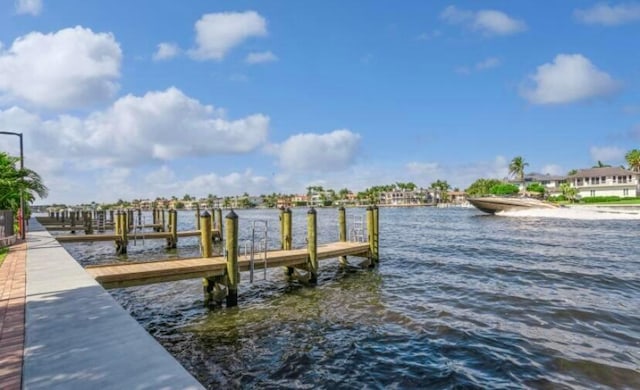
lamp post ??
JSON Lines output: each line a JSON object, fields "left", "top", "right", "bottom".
{"left": 0, "top": 131, "right": 25, "bottom": 240}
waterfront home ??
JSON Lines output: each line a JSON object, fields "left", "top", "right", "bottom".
{"left": 514, "top": 173, "right": 566, "bottom": 194}
{"left": 566, "top": 167, "right": 639, "bottom": 198}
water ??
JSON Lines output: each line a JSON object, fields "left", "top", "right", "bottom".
{"left": 61, "top": 207, "right": 640, "bottom": 389}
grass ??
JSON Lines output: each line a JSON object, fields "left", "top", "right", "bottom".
{"left": 0, "top": 246, "right": 8, "bottom": 267}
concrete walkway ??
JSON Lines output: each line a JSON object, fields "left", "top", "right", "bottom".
{"left": 20, "top": 219, "right": 204, "bottom": 389}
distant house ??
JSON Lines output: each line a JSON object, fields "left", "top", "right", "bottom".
{"left": 566, "top": 167, "right": 638, "bottom": 198}
{"left": 518, "top": 173, "right": 566, "bottom": 194}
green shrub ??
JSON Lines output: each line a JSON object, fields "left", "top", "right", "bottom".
{"left": 526, "top": 182, "right": 545, "bottom": 194}
{"left": 582, "top": 196, "right": 621, "bottom": 203}
{"left": 489, "top": 183, "right": 520, "bottom": 196}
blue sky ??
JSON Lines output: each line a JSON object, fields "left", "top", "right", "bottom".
{"left": 1, "top": 1, "right": 639, "bottom": 204}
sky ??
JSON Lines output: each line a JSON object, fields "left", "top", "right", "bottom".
{"left": 1, "top": 0, "right": 639, "bottom": 204}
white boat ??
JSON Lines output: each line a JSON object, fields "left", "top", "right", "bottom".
{"left": 467, "top": 196, "right": 559, "bottom": 214}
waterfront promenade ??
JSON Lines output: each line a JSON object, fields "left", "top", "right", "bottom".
{"left": 0, "top": 218, "right": 203, "bottom": 389}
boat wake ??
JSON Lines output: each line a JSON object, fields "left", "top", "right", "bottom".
{"left": 497, "top": 206, "right": 640, "bottom": 220}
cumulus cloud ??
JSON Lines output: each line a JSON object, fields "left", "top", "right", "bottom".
{"left": 0, "top": 26, "right": 121, "bottom": 109}
{"left": 153, "top": 42, "right": 180, "bottom": 61}
{"left": 574, "top": 2, "right": 640, "bottom": 26}
{"left": 15, "top": 0, "right": 42, "bottom": 15}
{"left": 520, "top": 54, "right": 621, "bottom": 104}
{"left": 273, "top": 129, "right": 361, "bottom": 172}
{"left": 590, "top": 146, "right": 625, "bottom": 162}
{"left": 245, "top": 51, "right": 278, "bottom": 64}
{"left": 3, "top": 88, "right": 269, "bottom": 169}
{"left": 189, "top": 11, "right": 267, "bottom": 60}
{"left": 440, "top": 5, "right": 526, "bottom": 36}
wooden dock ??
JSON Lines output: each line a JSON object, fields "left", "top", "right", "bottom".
{"left": 86, "top": 241, "right": 370, "bottom": 289}
{"left": 53, "top": 230, "right": 211, "bottom": 243}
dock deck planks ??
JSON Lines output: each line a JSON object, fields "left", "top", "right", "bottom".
{"left": 85, "top": 241, "right": 370, "bottom": 289}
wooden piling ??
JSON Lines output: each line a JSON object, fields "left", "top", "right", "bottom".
{"left": 84, "top": 212, "right": 93, "bottom": 234}
{"left": 373, "top": 205, "right": 379, "bottom": 264}
{"left": 279, "top": 207, "right": 285, "bottom": 249}
{"left": 161, "top": 208, "right": 166, "bottom": 232}
{"left": 225, "top": 210, "right": 239, "bottom": 307}
{"left": 152, "top": 207, "right": 158, "bottom": 231}
{"left": 307, "top": 208, "right": 318, "bottom": 284}
{"left": 283, "top": 208, "right": 294, "bottom": 276}
{"left": 215, "top": 208, "right": 223, "bottom": 242}
{"left": 366, "top": 206, "right": 374, "bottom": 267}
{"left": 200, "top": 211, "right": 212, "bottom": 258}
{"left": 167, "top": 209, "right": 177, "bottom": 249}
{"left": 195, "top": 204, "right": 201, "bottom": 230}
{"left": 116, "top": 210, "right": 128, "bottom": 255}
{"left": 338, "top": 206, "right": 347, "bottom": 265}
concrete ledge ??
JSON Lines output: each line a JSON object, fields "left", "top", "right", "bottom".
{"left": 24, "top": 219, "right": 203, "bottom": 390}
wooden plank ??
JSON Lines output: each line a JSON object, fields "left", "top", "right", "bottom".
{"left": 55, "top": 234, "right": 119, "bottom": 242}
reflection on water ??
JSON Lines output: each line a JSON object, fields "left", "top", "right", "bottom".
{"left": 63, "top": 207, "right": 640, "bottom": 389}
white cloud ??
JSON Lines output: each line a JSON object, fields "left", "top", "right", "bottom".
{"left": 245, "top": 51, "right": 278, "bottom": 64}
{"left": 0, "top": 26, "right": 121, "bottom": 110}
{"left": 440, "top": 6, "right": 526, "bottom": 36}
{"left": 153, "top": 42, "right": 180, "bottom": 61}
{"left": 574, "top": 3, "right": 640, "bottom": 26}
{"left": 456, "top": 57, "right": 501, "bottom": 75}
{"left": 590, "top": 146, "right": 625, "bottom": 162}
{"left": 520, "top": 54, "right": 621, "bottom": 105}
{"left": 540, "top": 164, "right": 564, "bottom": 176}
{"left": 3, "top": 87, "right": 269, "bottom": 168}
{"left": 274, "top": 129, "right": 361, "bottom": 172}
{"left": 406, "top": 162, "right": 440, "bottom": 176}
{"left": 15, "top": 0, "right": 42, "bottom": 15}
{"left": 189, "top": 11, "right": 267, "bottom": 60}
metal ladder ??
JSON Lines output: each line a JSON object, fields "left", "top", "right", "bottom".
{"left": 132, "top": 215, "right": 146, "bottom": 246}
{"left": 349, "top": 215, "right": 365, "bottom": 242}
{"left": 243, "top": 220, "right": 269, "bottom": 283}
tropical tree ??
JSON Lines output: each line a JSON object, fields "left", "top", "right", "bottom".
{"left": 465, "top": 178, "right": 503, "bottom": 196}
{"left": 508, "top": 156, "right": 529, "bottom": 184}
{"left": 592, "top": 160, "right": 611, "bottom": 168}
{"left": 560, "top": 183, "right": 578, "bottom": 203}
{"left": 625, "top": 149, "right": 640, "bottom": 172}
{"left": 430, "top": 179, "right": 451, "bottom": 202}
{"left": 567, "top": 169, "right": 578, "bottom": 176}
{"left": 0, "top": 152, "right": 48, "bottom": 214}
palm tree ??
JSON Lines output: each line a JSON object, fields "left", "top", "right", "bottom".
{"left": 625, "top": 149, "right": 640, "bottom": 172}
{"left": 560, "top": 183, "right": 578, "bottom": 203}
{"left": 0, "top": 152, "right": 48, "bottom": 213}
{"left": 509, "top": 156, "right": 529, "bottom": 192}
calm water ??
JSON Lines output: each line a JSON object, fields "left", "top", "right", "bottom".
{"left": 61, "top": 207, "right": 640, "bottom": 389}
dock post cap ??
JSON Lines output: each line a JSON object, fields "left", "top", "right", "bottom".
{"left": 372, "top": 205, "right": 379, "bottom": 210}
{"left": 338, "top": 206, "right": 345, "bottom": 211}
{"left": 226, "top": 209, "right": 238, "bottom": 219}
{"left": 366, "top": 205, "right": 373, "bottom": 210}
{"left": 200, "top": 210, "right": 211, "bottom": 217}
{"left": 279, "top": 206, "right": 285, "bottom": 210}
{"left": 307, "top": 207, "right": 316, "bottom": 214}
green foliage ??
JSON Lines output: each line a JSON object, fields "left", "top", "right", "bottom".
{"left": 526, "top": 182, "right": 546, "bottom": 194}
{"left": 0, "top": 152, "right": 48, "bottom": 215}
{"left": 547, "top": 195, "right": 566, "bottom": 202}
{"left": 626, "top": 149, "right": 640, "bottom": 172}
{"left": 559, "top": 183, "right": 578, "bottom": 202}
{"left": 581, "top": 196, "right": 625, "bottom": 203}
{"left": 489, "top": 183, "right": 520, "bottom": 195}
{"left": 465, "top": 178, "right": 503, "bottom": 196}
{"left": 509, "top": 156, "right": 528, "bottom": 182}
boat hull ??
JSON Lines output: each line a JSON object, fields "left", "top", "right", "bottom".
{"left": 467, "top": 197, "right": 558, "bottom": 214}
